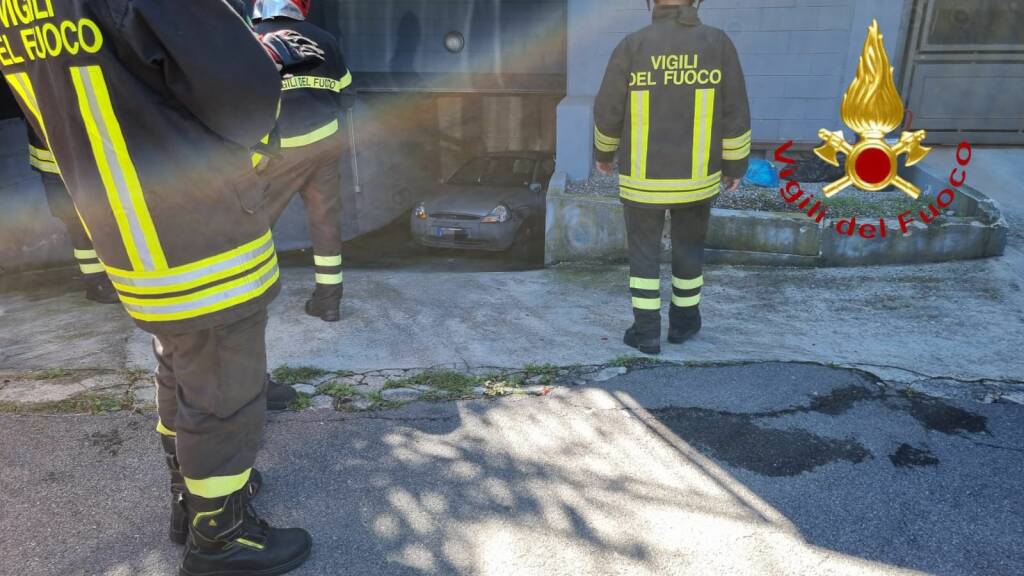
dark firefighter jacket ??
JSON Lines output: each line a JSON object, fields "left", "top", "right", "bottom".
{"left": 255, "top": 18, "right": 352, "bottom": 149}
{"left": 0, "top": 0, "right": 283, "bottom": 334}
{"left": 594, "top": 5, "right": 751, "bottom": 208}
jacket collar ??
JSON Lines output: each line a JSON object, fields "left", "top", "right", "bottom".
{"left": 652, "top": 5, "right": 701, "bottom": 27}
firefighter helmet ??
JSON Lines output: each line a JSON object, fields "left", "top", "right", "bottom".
{"left": 253, "top": 0, "right": 311, "bottom": 21}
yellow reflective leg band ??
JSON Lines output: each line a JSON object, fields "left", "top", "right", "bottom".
{"left": 156, "top": 419, "right": 176, "bottom": 437}
{"left": 632, "top": 297, "right": 661, "bottom": 311}
{"left": 630, "top": 90, "right": 650, "bottom": 179}
{"left": 629, "top": 277, "right": 660, "bottom": 290}
{"left": 80, "top": 263, "right": 105, "bottom": 275}
{"left": 672, "top": 275, "right": 704, "bottom": 290}
{"left": 314, "top": 255, "right": 342, "bottom": 267}
{"left": 74, "top": 249, "right": 98, "bottom": 260}
{"left": 691, "top": 88, "right": 715, "bottom": 179}
{"left": 315, "top": 272, "right": 343, "bottom": 285}
{"left": 672, "top": 294, "right": 702, "bottom": 308}
{"left": 185, "top": 468, "right": 252, "bottom": 499}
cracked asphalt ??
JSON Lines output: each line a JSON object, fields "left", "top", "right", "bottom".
{"left": 2, "top": 362, "right": 1022, "bottom": 576}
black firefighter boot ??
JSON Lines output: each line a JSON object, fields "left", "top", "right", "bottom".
{"left": 162, "top": 436, "right": 263, "bottom": 546}
{"left": 623, "top": 310, "right": 661, "bottom": 355}
{"left": 304, "top": 284, "right": 341, "bottom": 323}
{"left": 84, "top": 274, "right": 120, "bottom": 304}
{"left": 180, "top": 485, "right": 312, "bottom": 576}
{"left": 265, "top": 374, "right": 297, "bottom": 411}
{"left": 668, "top": 306, "right": 702, "bottom": 345}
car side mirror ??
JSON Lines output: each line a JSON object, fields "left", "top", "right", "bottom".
{"left": 529, "top": 182, "right": 542, "bottom": 194}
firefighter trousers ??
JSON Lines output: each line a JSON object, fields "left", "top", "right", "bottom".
{"left": 624, "top": 202, "right": 711, "bottom": 338}
{"left": 263, "top": 133, "right": 344, "bottom": 302}
{"left": 41, "top": 172, "right": 103, "bottom": 278}
{"left": 153, "top": 309, "right": 268, "bottom": 497}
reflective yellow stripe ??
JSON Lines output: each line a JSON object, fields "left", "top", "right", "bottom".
{"left": 632, "top": 297, "right": 661, "bottom": 311}
{"left": 723, "top": 130, "right": 751, "bottom": 161}
{"left": 235, "top": 538, "right": 265, "bottom": 551}
{"left": 723, "top": 142, "right": 751, "bottom": 161}
{"left": 156, "top": 419, "right": 176, "bottom": 437}
{"left": 29, "top": 155, "right": 60, "bottom": 174}
{"left": 314, "top": 255, "right": 342, "bottom": 267}
{"left": 74, "top": 249, "right": 98, "bottom": 260}
{"left": 723, "top": 130, "right": 752, "bottom": 149}
{"left": 119, "top": 256, "right": 279, "bottom": 323}
{"left": 338, "top": 71, "right": 353, "bottom": 91}
{"left": 594, "top": 126, "right": 620, "bottom": 153}
{"left": 315, "top": 272, "right": 343, "bottom": 285}
{"left": 71, "top": 66, "right": 167, "bottom": 272}
{"left": 280, "top": 119, "right": 339, "bottom": 148}
{"left": 185, "top": 468, "right": 252, "bottom": 499}
{"left": 691, "top": 88, "right": 715, "bottom": 178}
{"left": 29, "top": 145, "right": 53, "bottom": 161}
{"left": 80, "top": 263, "right": 106, "bottom": 274}
{"left": 6, "top": 73, "right": 49, "bottom": 140}
{"left": 282, "top": 73, "right": 351, "bottom": 92}
{"left": 672, "top": 275, "right": 704, "bottom": 290}
{"left": 107, "top": 231, "right": 274, "bottom": 295}
{"left": 672, "top": 294, "right": 702, "bottom": 308}
{"left": 620, "top": 183, "right": 720, "bottom": 205}
{"left": 630, "top": 91, "right": 650, "bottom": 179}
{"left": 629, "top": 277, "right": 660, "bottom": 290}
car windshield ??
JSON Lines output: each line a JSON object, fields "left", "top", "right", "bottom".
{"left": 448, "top": 157, "right": 536, "bottom": 187}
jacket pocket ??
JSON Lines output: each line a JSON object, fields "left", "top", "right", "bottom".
{"left": 233, "top": 172, "right": 269, "bottom": 215}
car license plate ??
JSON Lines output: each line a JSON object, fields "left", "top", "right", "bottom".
{"left": 435, "top": 227, "right": 467, "bottom": 239}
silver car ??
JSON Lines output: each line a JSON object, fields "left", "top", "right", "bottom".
{"left": 411, "top": 152, "right": 555, "bottom": 253}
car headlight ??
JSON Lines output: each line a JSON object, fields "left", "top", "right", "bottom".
{"left": 414, "top": 203, "right": 428, "bottom": 220}
{"left": 481, "top": 204, "right": 510, "bottom": 224}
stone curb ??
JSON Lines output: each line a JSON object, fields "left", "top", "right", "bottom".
{"left": 544, "top": 171, "right": 1007, "bottom": 267}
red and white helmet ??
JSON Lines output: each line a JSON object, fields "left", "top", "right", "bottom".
{"left": 253, "top": 0, "right": 310, "bottom": 21}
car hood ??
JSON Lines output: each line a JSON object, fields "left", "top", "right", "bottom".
{"left": 421, "top": 185, "right": 536, "bottom": 217}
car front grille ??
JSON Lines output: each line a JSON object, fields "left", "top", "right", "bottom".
{"left": 432, "top": 213, "right": 479, "bottom": 221}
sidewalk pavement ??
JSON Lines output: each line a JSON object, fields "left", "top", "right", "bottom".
{"left": 3, "top": 254, "right": 1023, "bottom": 406}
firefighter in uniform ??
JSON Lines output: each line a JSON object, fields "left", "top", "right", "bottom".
{"left": 27, "top": 126, "right": 119, "bottom": 303}
{"left": 254, "top": 0, "right": 353, "bottom": 323}
{"left": 0, "top": 2, "right": 323, "bottom": 574}
{"left": 594, "top": 0, "right": 750, "bottom": 355}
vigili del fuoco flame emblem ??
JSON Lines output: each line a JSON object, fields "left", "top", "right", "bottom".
{"left": 815, "top": 20, "right": 930, "bottom": 199}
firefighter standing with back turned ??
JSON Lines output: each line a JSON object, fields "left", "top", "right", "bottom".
{"left": 26, "top": 125, "right": 119, "bottom": 303}
{"left": 594, "top": 0, "right": 751, "bottom": 355}
{"left": 0, "top": 2, "right": 324, "bottom": 574}
{"left": 255, "top": 0, "right": 354, "bottom": 323}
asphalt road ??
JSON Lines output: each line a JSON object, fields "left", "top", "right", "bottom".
{"left": 1, "top": 362, "right": 1022, "bottom": 576}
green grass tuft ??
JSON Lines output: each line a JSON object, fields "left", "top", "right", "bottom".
{"left": 29, "top": 368, "right": 73, "bottom": 380}
{"left": 289, "top": 394, "right": 313, "bottom": 410}
{"left": 271, "top": 365, "right": 330, "bottom": 386}
{"left": 384, "top": 369, "right": 481, "bottom": 399}
{"left": 317, "top": 381, "right": 358, "bottom": 399}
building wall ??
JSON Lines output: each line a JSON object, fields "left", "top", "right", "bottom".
{"left": 323, "top": 0, "right": 566, "bottom": 80}
{"left": 557, "top": 0, "right": 911, "bottom": 180}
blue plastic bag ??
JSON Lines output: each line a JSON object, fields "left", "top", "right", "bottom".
{"left": 743, "top": 158, "right": 779, "bottom": 188}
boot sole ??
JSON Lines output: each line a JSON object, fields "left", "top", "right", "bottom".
{"left": 667, "top": 328, "right": 701, "bottom": 344}
{"left": 178, "top": 534, "right": 312, "bottom": 576}
{"left": 266, "top": 400, "right": 290, "bottom": 411}
{"left": 623, "top": 335, "right": 661, "bottom": 356}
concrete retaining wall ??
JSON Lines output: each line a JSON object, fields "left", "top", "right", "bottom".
{"left": 545, "top": 173, "right": 1009, "bottom": 268}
